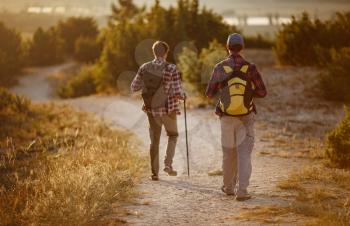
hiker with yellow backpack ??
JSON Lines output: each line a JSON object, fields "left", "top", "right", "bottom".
{"left": 206, "top": 33, "right": 267, "bottom": 201}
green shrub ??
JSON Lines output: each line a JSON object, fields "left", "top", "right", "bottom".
{"left": 58, "top": 65, "right": 97, "bottom": 98}
{"left": 245, "top": 34, "right": 273, "bottom": 49}
{"left": 74, "top": 36, "right": 102, "bottom": 63}
{"left": 320, "top": 48, "right": 350, "bottom": 102}
{"left": 178, "top": 40, "right": 226, "bottom": 94}
{"left": 0, "top": 88, "right": 30, "bottom": 140}
{"left": 326, "top": 108, "right": 350, "bottom": 168}
{"left": 275, "top": 12, "right": 350, "bottom": 66}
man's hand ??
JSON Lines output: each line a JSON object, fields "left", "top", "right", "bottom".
{"left": 176, "top": 93, "right": 186, "bottom": 100}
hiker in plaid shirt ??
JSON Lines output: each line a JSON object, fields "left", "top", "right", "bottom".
{"left": 206, "top": 33, "right": 267, "bottom": 201}
{"left": 131, "top": 41, "right": 184, "bottom": 181}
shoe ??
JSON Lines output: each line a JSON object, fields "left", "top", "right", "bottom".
{"left": 163, "top": 166, "right": 177, "bottom": 176}
{"left": 236, "top": 190, "right": 252, "bottom": 201}
{"left": 150, "top": 174, "right": 159, "bottom": 181}
{"left": 221, "top": 186, "right": 235, "bottom": 196}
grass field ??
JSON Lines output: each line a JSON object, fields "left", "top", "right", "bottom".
{"left": 0, "top": 89, "right": 145, "bottom": 225}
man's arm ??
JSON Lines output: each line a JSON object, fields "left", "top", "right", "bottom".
{"left": 205, "top": 66, "right": 221, "bottom": 99}
{"left": 249, "top": 64, "right": 267, "bottom": 98}
{"left": 171, "top": 67, "right": 184, "bottom": 99}
{"left": 130, "top": 67, "right": 144, "bottom": 93}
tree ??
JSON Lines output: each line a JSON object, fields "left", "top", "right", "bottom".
{"left": 74, "top": 37, "right": 102, "bottom": 63}
{"left": 57, "top": 17, "right": 99, "bottom": 56}
{"left": 110, "top": 0, "right": 143, "bottom": 24}
{"left": 96, "top": 0, "right": 237, "bottom": 93}
{"left": 27, "top": 27, "right": 64, "bottom": 66}
{"left": 0, "top": 22, "right": 23, "bottom": 86}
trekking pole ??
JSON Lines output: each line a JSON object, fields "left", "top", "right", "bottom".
{"left": 183, "top": 94, "right": 190, "bottom": 177}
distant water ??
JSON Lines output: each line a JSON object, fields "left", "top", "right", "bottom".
{"left": 224, "top": 16, "right": 292, "bottom": 26}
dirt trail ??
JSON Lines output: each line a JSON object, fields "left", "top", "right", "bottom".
{"left": 11, "top": 63, "right": 342, "bottom": 225}
{"left": 11, "top": 63, "right": 75, "bottom": 101}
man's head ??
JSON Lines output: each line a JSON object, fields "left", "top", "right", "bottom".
{"left": 152, "top": 41, "right": 169, "bottom": 59}
{"left": 227, "top": 33, "right": 244, "bottom": 54}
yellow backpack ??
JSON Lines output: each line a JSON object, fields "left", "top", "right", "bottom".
{"left": 219, "top": 64, "right": 254, "bottom": 116}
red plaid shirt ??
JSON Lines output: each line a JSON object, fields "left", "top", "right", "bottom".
{"left": 131, "top": 59, "right": 183, "bottom": 117}
{"left": 205, "top": 53, "right": 267, "bottom": 115}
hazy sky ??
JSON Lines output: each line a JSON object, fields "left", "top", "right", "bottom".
{"left": 1, "top": 0, "right": 350, "bottom": 18}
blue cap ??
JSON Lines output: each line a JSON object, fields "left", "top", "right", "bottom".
{"left": 227, "top": 33, "right": 244, "bottom": 48}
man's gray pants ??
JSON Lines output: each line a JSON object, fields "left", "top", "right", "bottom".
{"left": 220, "top": 113, "right": 255, "bottom": 194}
{"left": 147, "top": 112, "right": 178, "bottom": 176}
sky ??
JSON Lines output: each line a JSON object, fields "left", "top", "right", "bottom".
{"left": 1, "top": 0, "right": 350, "bottom": 19}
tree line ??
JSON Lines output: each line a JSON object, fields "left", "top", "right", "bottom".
{"left": 0, "top": 17, "right": 101, "bottom": 86}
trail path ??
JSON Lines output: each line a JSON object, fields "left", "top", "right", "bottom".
{"left": 11, "top": 62, "right": 342, "bottom": 225}
{"left": 11, "top": 63, "right": 75, "bottom": 101}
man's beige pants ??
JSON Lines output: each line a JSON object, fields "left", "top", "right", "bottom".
{"left": 147, "top": 112, "right": 178, "bottom": 176}
{"left": 220, "top": 113, "right": 255, "bottom": 194}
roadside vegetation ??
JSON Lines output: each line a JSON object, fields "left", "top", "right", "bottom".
{"left": 0, "top": 88, "right": 145, "bottom": 225}
{"left": 177, "top": 40, "right": 226, "bottom": 95}
{"left": 286, "top": 109, "right": 350, "bottom": 224}
{"left": 251, "top": 108, "right": 350, "bottom": 225}
{"left": 0, "top": 17, "right": 101, "bottom": 88}
{"left": 275, "top": 11, "right": 350, "bottom": 102}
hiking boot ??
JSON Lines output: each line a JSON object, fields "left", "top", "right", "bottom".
{"left": 221, "top": 186, "right": 235, "bottom": 196}
{"left": 236, "top": 190, "right": 252, "bottom": 201}
{"left": 163, "top": 166, "right": 177, "bottom": 176}
{"left": 150, "top": 174, "right": 159, "bottom": 181}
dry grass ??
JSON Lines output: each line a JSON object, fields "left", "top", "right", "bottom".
{"left": 277, "top": 164, "right": 350, "bottom": 225}
{"left": 0, "top": 90, "right": 145, "bottom": 225}
{"left": 233, "top": 205, "right": 292, "bottom": 224}
{"left": 207, "top": 169, "right": 223, "bottom": 176}
{"left": 260, "top": 134, "right": 325, "bottom": 160}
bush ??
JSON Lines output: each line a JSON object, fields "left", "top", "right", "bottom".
{"left": 0, "top": 88, "right": 30, "bottom": 140}
{"left": 245, "top": 34, "right": 273, "bottom": 49}
{"left": 320, "top": 48, "right": 350, "bottom": 102}
{"left": 326, "top": 107, "right": 350, "bottom": 168}
{"left": 74, "top": 36, "right": 102, "bottom": 63}
{"left": 275, "top": 12, "right": 350, "bottom": 66}
{"left": 178, "top": 40, "right": 226, "bottom": 94}
{"left": 58, "top": 65, "right": 97, "bottom": 98}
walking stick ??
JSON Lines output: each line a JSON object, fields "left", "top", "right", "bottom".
{"left": 183, "top": 95, "right": 190, "bottom": 177}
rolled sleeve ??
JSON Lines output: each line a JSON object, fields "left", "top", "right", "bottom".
{"left": 172, "top": 70, "right": 183, "bottom": 97}
{"left": 205, "top": 66, "right": 221, "bottom": 98}
{"left": 131, "top": 67, "right": 144, "bottom": 92}
{"left": 249, "top": 64, "right": 267, "bottom": 98}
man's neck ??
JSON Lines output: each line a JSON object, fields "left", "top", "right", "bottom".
{"left": 155, "top": 57, "right": 166, "bottom": 62}
{"left": 229, "top": 51, "right": 241, "bottom": 56}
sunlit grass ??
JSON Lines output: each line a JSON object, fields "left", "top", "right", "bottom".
{"left": 0, "top": 89, "right": 145, "bottom": 225}
{"left": 277, "top": 164, "right": 350, "bottom": 225}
